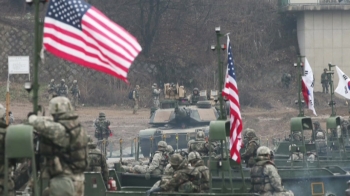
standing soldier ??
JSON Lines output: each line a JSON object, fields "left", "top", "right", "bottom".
{"left": 94, "top": 112, "right": 111, "bottom": 158}
{"left": 313, "top": 121, "right": 325, "bottom": 140}
{"left": 86, "top": 135, "right": 108, "bottom": 187}
{"left": 241, "top": 129, "right": 260, "bottom": 168}
{"left": 281, "top": 73, "right": 291, "bottom": 88}
{"left": 188, "top": 151, "right": 210, "bottom": 193}
{"left": 133, "top": 85, "right": 140, "bottom": 114}
{"left": 152, "top": 83, "right": 161, "bottom": 108}
{"left": 188, "top": 131, "right": 210, "bottom": 156}
{"left": 57, "top": 79, "right": 68, "bottom": 97}
{"left": 47, "top": 79, "right": 56, "bottom": 100}
{"left": 250, "top": 146, "right": 294, "bottom": 196}
{"left": 321, "top": 68, "right": 329, "bottom": 94}
{"left": 70, "top": 80, "right": 80, "bottom": 108}
{"left": 190, "top": 88, "right": 200, "bottom": 105}
{"left": 27, "top": 97, "right": 88, "bottom": 196}
{"left": 0, "top": 104, "right": 15, "bottom": 196}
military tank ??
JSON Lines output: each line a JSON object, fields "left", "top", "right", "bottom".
{"left": 139, "top": 83, "right": 219, "bottom": 157}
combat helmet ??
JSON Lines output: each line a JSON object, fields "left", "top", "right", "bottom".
{"left": 49, "top": 97, "right": 74, "bottom": 115}
{"left": 188, "top": 151, "right": 201, "bottom": 162}
{"left": 135, "top": 85, "right": 140, "bottom": 89}
{"left": 87, "top": 135, "right": 97, "bottom": 149}
{"left": 169, "top": 154, "right": 183, "bottom": 166}
{"left": 50, "top": 79, "right": 54, "bottom": 82}
{"left": 313, "top": 121, "right": 320, "bottom": 127}
{"left": 257, "top": 146, "right": 271, "bottom": 156}
{"left": 73, "top": 80, "right": 77, "bottom": 83}
{"left": 193, "top": 88, "right": 199, "bottom": 94}
{"left": 166, "top": 145, "right": 174, "bottom": 154}
{"left": 196, "top": 131, "right": 205, "bottom": 140}
{"left": 246, "top": 129, "right": 256, "bottom": 139}
{"left": 158, "top": 141, "right": 167, "bottom": 150}
{"left": 99, "top": 112, "right": 106, "bottom": 118}
{"left": 61, "top": 79, "right": 65, "bottom": 83}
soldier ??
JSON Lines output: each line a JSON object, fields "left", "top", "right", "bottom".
{"left": 132, "top": 85, "right": 140, "bottom": 114}
{"left": 0, "top": 104, "right": 15, "bottom": 196}
{"left": 315, "top": 132, "right": 327, "bottom": 156}
{"left": 94, "top": 112, "right": 111, "bottom": 158}
{"left": 241, "top": 129, "right": 259, "bottom": 168}
{"left": 47, "top": 79, "right": 56, "bottom": 100}
{"left": 288, "top": 145, "right": 303, "bottom": 161}
{"left": 188, "top": 151, "right": 210, "bottom": 193}
{"left": 250, "top": 146, "right": 294, "bottom": 196}
{"left": 306, "top": 151, "right": 317, "bottom": 163}
{"left": 86, "top": 135, "right": 109, "bottom": 186}
{"left": 166, "top": 145, "right": 175, "bottom": 157}
{"left": 321, "top": 68, "right": 329, "bottom": 94}
{"left": 133, "top": 141, "right": 168, "bottom": 176}
{"left": 281, "top": 73, "right": 291, "bottom": 88}
{"left": 150, "top": 164, "right": 174, "bottom": 191}
{"left": 146, "top": 154, "right": 200, "bottom": 195}
{"left": 188, "top": 131, "right": 210, "bottom": 156}
{"left": 56, "top": 79, "right": 68, "bottom": 97}
{"left": 152, "top": 83, "right": 161, "bottom": 108}
{"left": 313, "top": 121, "right": 325, "bottom": 140}
{"left": 69, "top": 80, "right": 80, "bottom": 108}
{"left": 190, "top": 88, "right": 200, "bottom": 105}
{"left": 27, "top": 97, "right": 88, "bottom": 196}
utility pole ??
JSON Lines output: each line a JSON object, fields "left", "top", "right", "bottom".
{"left": 328, "top": 63, "right": 336, "bottom": 116}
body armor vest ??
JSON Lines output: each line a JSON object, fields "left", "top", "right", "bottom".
{"left": 58, "top": 84, "right": 67, "bottom": 94}
{"left": 40, "top": 121, "right": 88, "bottom": 174}
{"left": 189, "top": 141, "right": 208, "bottom": 155}
{"left": 250, "top": 160, "right": 274, "bottom": 193}
{"left": 155, "top": 150, "right": 168, "bottom": 170}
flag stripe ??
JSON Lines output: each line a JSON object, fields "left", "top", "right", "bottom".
{"left": 43, "top": 0, "right": 141, "bottom": 82}
{"left": 222, "top": 36, "right": 243, "bottom": 163}
{"left": 44, "top": 21, "right": 128, "bottom": 76}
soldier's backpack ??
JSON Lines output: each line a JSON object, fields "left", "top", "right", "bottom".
{"left": 128, "top": 90, "right": 134, "bottom": 99}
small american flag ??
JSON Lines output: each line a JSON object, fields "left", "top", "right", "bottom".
{"left": 43, "top": 0, "right": 142, "bottom": 82}
{"left": 222, "top": 36, "right": 243, "bottom": 163}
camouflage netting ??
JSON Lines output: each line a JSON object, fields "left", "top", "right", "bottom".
{"left": 0, "top": 2, "right": 155, "bottom": 106}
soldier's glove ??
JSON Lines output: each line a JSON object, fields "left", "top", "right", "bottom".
{"left": 145, "top": 172, "right": 151, "bottom": 180}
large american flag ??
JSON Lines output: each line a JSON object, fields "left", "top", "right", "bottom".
{"left": 43, "top": 0, "right": 142, "bottom": 82}
{"left": 222, "top": 36, "right": 243, "bottom": 163}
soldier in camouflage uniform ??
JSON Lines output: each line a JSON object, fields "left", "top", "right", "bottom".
{"left": 47, "top": 79, "right": 56, "bottom": 100}
{"left": 56, "top": 79, "right": 68, "bottom": 97}
{"left": 86, "top": 135, "right": 109, "bottom": 186}
{"left": 288, "top": 145, "right": 303, "bottom": 161}
{"left": 281, "top": 73, "right": 291, "bottom": 88}
{"left": 150, "top": 164, "right": 174, "bottom": 191}
{"left": 0, "top": 104, "right": 15, "bottom": 196}
{"left": 166, "top": 145, "right": 174, "bottom": 157}
{"left": 306, "top": 151, "right": 317, "bottom": 163}
{"left": 188, "top": 151, "right": 210, "bottom": 193}
{"left": 133, "top": 141, "right": 168, "bottom": 177}
{"left": 28, "top": 97, "right": 88, "bottom": 196}
{"left": 133, "top": 85, "right": 140, "bottom": 114}
{"left": 152, "top": 83, "right": 161, "bottom": 108}
{"left": 313, "top": 121, "right": 325, "bottom": 140}
{"left": 241, "top": 129, "right": 260, "bottom": 168}
{"left": 69, "top": 80, "right": 80, "bottom": 108}
{"left": 321, "top": 68, "right": 329, "bottom": 94}
{"left": 250, "top": 146, "right": 294, "bottom": 196}
{"left": 146, "top": 154, "right": 201, "bottom": 195}
{"left": 94, "top": 112, "right": 111, "bottom": 158}
{"left": 190, "top": 88, "right": 200, "bottom": 105}
{"left": 188, "top": 131, "right": 210, "bottom": 156}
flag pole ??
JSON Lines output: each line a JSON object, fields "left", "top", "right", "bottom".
{"left": 296, "top": 55, "right": 305, "bottom": 117}
{"left": 328, "top": 63, "right": 336, "bottom": 116}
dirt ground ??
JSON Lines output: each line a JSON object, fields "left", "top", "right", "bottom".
{"left": 6, "top": 95, "right": 350, "bottom": 152}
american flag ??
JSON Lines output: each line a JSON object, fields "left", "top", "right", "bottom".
{"left": 222, "top": 36, "right": 243, "bottom": 163}
{"left": 43, "top": 0, "right": 142, "bottom": 82}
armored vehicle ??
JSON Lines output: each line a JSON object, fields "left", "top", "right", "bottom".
{"left": 140, "top": 83, "right": 219, "bottom": 157}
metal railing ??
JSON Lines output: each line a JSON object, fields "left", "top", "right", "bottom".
{"left": 280, "top": 0, "right": 350, "bottom": 7}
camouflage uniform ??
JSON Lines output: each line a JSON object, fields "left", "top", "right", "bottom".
{"left": 188, "top": 152, "right": 210, "bottom": 193}
{"left": 251, "top": 146, "right": 294, "bottom": 196}
{"left": 146, "top": 154, "right": 201, "bottom": 195}
{"left": 56, "top": 79, "right": 68, "bottom": 97}
{"left": 306, "top": 151, "right": 317, "bottom": 163}
{"left": 321, "top": 69, "right": 329, "bottom": 94}
{"left": 241, "top": 129, "right": 259, "bottom": 168}
{"left": 28, "top": 97, "right": 88, "bottom": 196}
{"left": 281, "top": 73, "right": 291, "bottom": 88}
{"left": 313, "top": 121, "right": 325, "bottom": 140}
{"left": 94, "top": 112, "right": 111, "bottom": 140}
{"left": 134, "top": 141, "right": 168, "bottom": 175}
{"left": 47, "top": 79, "right": 56, "bottom": 100}
{"left": 150, "top": 164, "right": 174, "bottom": 191}
{"left": 190, "top": 88, "right": 200, "bottom": 105}
{"left": 152, "top": 83, "right": 161, "bottom": 108}
{"left": 133, "top": 85, "right": 140, "bottom": 114}
{"left": 0, "top": 104, "right": 15, "bottom": 196}
{"left": 69, "top": 80, "right": 80, "bottom": 108}
{"left": 288, "top": 145, "right": 303, "bottom": 161}
{"left": 86, "top": 136, "right": 109, "bottom": 185}
{"left": 188, "top": 131, "right": 210, "bottom": 156}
